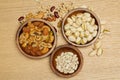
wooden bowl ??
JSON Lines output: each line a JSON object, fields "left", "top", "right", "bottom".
{"left": 16, "top": 19, "right": 57, "bottom": 59}
{"left": 62, "top": 8, "right": 101, "bottom": 47}
{"left": 50, "top": 44, "right": 83, "bottom": 78}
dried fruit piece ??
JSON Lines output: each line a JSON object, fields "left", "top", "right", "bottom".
{"left": 41, "top": 47, "right": 49, "bottom": 54}
{"left": 38, "top": 22, "right": 44, "bottom": 28}
{"left": 49, "top": 35, "right": 54, "bottom": 43}
{"left": 33, "top": 21, "right": 40, "bottom": 26}
{"left": 23, "top": 27, "right": 30, "bottom": 33}
{"left": 50, "top": 6, "right": 55, "bottom": 12}
{"left": 43, "top": 28, "right": 49, "bottom": 35}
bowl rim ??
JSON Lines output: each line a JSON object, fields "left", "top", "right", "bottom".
{"left": 62, "top": 8, "right": 101, "bottom": 47}
{"left": 16, "top": 19, "right": 57, "bottom": 59}
{"left": 50, "top": 44, "right": 84, "bottom": 78}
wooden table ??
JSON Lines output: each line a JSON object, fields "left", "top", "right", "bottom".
{"left": 0, "top": 0, "right": 120, "bottom": 80}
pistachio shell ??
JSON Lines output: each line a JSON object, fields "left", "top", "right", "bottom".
{"left": 80, "top": 5, "right": 88, "bottom": 8}
{"left": 88, "top": 50, "right": 97, "bottom": 56}
{"left": 96, "top": 48, "right": 103, "bottom": 56}
{"left": 94, "top": 41, "right": 102, "bottom": 49}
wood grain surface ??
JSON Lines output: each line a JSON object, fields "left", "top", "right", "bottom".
{"left": 0, "top": 0, "right": 120, "bottom": 80}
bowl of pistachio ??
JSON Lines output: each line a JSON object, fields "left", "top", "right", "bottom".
{"left": 62, "top": 8, "right": 101, "bottom": 47}
{"left": 16, "top": 19, "right": 57, "bottom": 59}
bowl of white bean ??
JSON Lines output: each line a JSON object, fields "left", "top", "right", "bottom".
{"left": 62, "top": 8, "right": 101, "bottom": 47}
{"left": 50, "top": 44, "right": 83, "bottom": 78}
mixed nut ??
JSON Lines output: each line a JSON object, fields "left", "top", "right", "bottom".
{"left": 19, "top": 21, "right": 54, "bottom": 56}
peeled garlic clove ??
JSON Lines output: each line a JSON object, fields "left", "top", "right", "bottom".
{"left": 88, "top": 50, "right": 97, "bottom": 57}
{"left": 94, "top": 41, "right": 102, "bottom": 49}
{"left": 96, "top": 48, "right": 103, "bottom": 56}
{"left": 67, "top": 18, "right": 73, "bottom": 25}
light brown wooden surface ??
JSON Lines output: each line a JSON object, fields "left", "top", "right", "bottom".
{"left": 0, "top": 0, "right": 120, "bottom": 80}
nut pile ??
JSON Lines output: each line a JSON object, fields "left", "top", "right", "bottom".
{"left": 64, "top": 12, "right": 98, "bottom": 45}
{"left": 55, "top": 52, "right": 79, "bottom": 74}
{"left": 19, "top": 21, "right": 54, "bottom": 56}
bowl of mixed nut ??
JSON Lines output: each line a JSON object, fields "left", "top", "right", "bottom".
{"left": 16, "top": 19, "right": 57, "bottom": 59}
{"left": 50, "top": 45, "right": 83, "bottom": 78}
{"left": 62, "top": 8, "right": 101, "bottom": 47}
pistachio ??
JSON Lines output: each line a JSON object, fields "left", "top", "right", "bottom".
{"left": 96, "top": 48, "right": 103, "bottom": 56}
{"left": 94, "top": 41, "right": 102, "bottom": 49}
{"left": 88, "top": 50, "right": 97, "bottom": 57}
